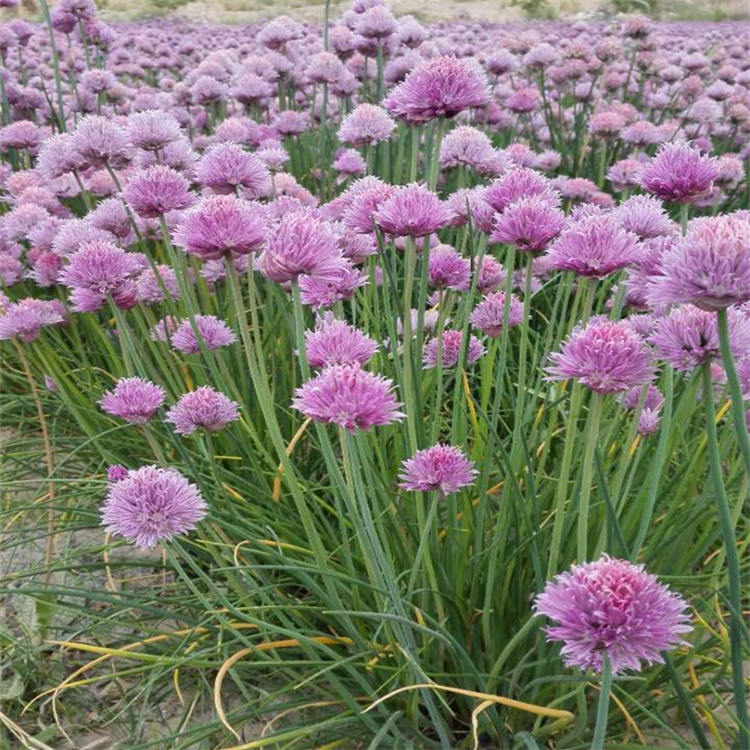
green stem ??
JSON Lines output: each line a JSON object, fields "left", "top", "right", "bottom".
{"left": 578, "top": 392, "right": 604, "bottom": 562}
{"left": 591, "top": 653, "right": 613, "bottom": 750}
{"left": 701, "top": 362, "right": 749, "bottom": 748}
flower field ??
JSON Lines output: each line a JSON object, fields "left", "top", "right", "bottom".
{"left": 0, "top": 1, "right": 749, "bottom": 748}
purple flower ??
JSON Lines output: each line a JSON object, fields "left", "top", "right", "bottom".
{"left": 547, "top": 318, "right": 656, "bottom": 394}
{"left": 195, "top": 142, "right": 270, "bottom": 198}
{"left": 165, "top": 386, "right": 240, "bottom": 435}
{"left": 107, "top": 464, "right": 129, "bottom": 483}
{"left": 647, "top": 215, "right": 750, "bottom": 312}
{"left": 342, "top": 177, "right": 396, "bottom": 234}
{"left": 383, "top": 56, "right": 490, "bottom": 124}
{"left": 612, "top": 195, "right": 676, "bottom": 240}
{"left": 87, "top": 198, "right": 133, "bottom": 240}
{"left": 60, "top": 240, "right": 143, "bottom": 296}
{"left": 534, "top": 555, "right": 692, "bottom": 673}
{"left": 123, "top": 166, "right": 194, "bottom": 219}
{"left": 439, "top": 126, "right": 503, "bottom": 174}
{"left": 99, "top": 377, "right": 166, "bottom": 424}
{"left": 305, "top": 312, "right": 378, "bottom": 368}
{"left": 174, "top": 195, "right": 267, "bottom": 260}
{"left": 638, "top": 141, "right": 719, "bottom": 204}
{"left": 650, "top": 305, "right": 750, "bottom": 371}
{"left": 70, "top": 115, "right": 131, "bottom": 169}
{"left": 126, "top": 110, "right": 183, "bottom": 152}
{"left": 448, "top": 187, "right": 496, "bottom": 234}
{"left": 470, "top": 292, "right": 525, "bottom": 338}
{"left": 36, "top": 133, "right": 86, "bottom": 179}
{"left": 298, "top": 261, "right": 368, "bottom": 309}
{"left": 338, "top": 104, "right": 396, "bottom": 147}
{"left": 101, "top": 465, "right": 207, "bottom": 548}
{"left": 484, "top": 168, "right": 560, "bottom": 214}
{"left": 428, "top": 246, "right": 470, "bottom": 291}
{"left": 292, "top": 365, "right": 404, "bottom": 432}
{"left": 491, "top": 196, "right": 565, "bottom": 252}
{"left": 135, "top": 265, "right": 180, "bottom": 304}
{"left": 545, "top": 215, "right": 641, "bottom": 279}
{"left": 258, "top": 214, "right": 344, "bottom": 284}
{"left": 0, "top": 298, "right": 65, "bottom": 342}
{"left": 171, "top": 315, "right": 236, "bottom": 354}
{"left": 399, "top": 444, "right": 477, "bottom": 497}
{"left": 374, "top": 183, "right": 453, "bottom": 238}
{"left": 423, "top": 329, "right": 485, "bottom": 369}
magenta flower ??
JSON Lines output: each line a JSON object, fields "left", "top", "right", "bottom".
{"left": 101, "top": 465, "right": 207, "bottom": 548}
{"left": 545, "top": 215, "right": 641, "bottom": 279}
{"left": 258, "top": 214, "right": 344, "bottom": 284}
{"left": 650, "top": 305, "right": 750, "bottom": 372}
{"left": 439, "top": 126, "right": 502, "bottom": 174}
{"left": 174, "top": 195, "right": 267, "bottom": 260}
{"left": 126, "top": 110, "right": 183, "bottom": 152}
{"left": 470, "top": 292, "right": 525, "bottom": 338}
{"left": 613, "top": 195, "right": 676, "bottom": 240}
{"left": 106, "top": 465, "right": 129, "bottom": 483}
{"left": 36, "top": 133, "right": 86, "bottom": 179}
{"left": 647, "top": 215, "right": 750, "bottom": 312}
{"left": 292, "top": 365, "right": 404, "bottom": 432}
{"left": 171, "top": 315, "right": 236, "bottom": 355}
{"left": 99, "top": 377, "right": 166, "bottom": 424}
{"left": 534, "top": 555, "right": 692, "bottom": 673}
{"left": 491, "top": 196, "right": 565, "bottom": 252}
{"left": 70, "top": 115, "right": 131, "bottom": 169}
{"left": 305, "top": 312, "right": 378, "bottom": 368}
{"left": 475, "top": 255, "right": 507, "bottom": 293}
{"left": 638, "top": 141, "right": 719, "bottom": 204}
{"left": 423, "top": 329, "right": 485, "bottom": 369}
{"left": 374, "top": 183, "right": 453, "bottom": 238}
{"left": 0, "top": 298, "right": 65, "bottom": 342}
{"left": 342, "top": 178, "right": 396, "bottom": 234}
{"left": 165, "top": 386, "right": 240, "bottom": 435}
{"left": 338, "top": 104, "right": 396, "bottom": 147}
{"left": 399, "top": 444, "right": 477, "bottom": 498}
{"left": 135, "top": 265, "right": 180, "bottom": 304}
{"left": 383, "top": 56, "right": 490, "bottom": 124}
{"left": 123, "top": 166, "right": 194, "bottom": 219}
{"left": 195, "top": 142, "right": 270, "bottom": 198}
{"left": 428, "top": 246, "right": 471, "bottom": 291}
{"left": 298, "top": 262, "right": 368, "bottom": 310}
{"left": 59, "top": 240, "right": 143, "bottom": 296}
{"left": 547, "top": 318, "right": 656, "bottom": 394}
{"left": 484, "top": 168, "right": 560, "bottom": 214}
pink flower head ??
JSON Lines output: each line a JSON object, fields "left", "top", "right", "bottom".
{"left": 107, "top": 464, "right": 129, "bottom": 483}
{"left": 338, "top": 104, "right": 396, "bottom": 147}
{"left": 343, "top": 177, "right": 396, "bottom": 234}
{"left": 60, "top": 240, "right": 142, "bottom": 296}
{"left": 127, "top": 110, "right": 182, "bottom": 152}
{"left": 545, "top": 215, "right": 641, "bottom": 279}
{"left": 101, "top": 465, "right": 206, "bottom": 548}
{"left": 607, "top": 159, "right": 644, "bottom": 192}
{"left": 476, "top": 255, "right": 507, "bottom": 293}
{"left": 36, "top": 133, "right": 86, "bottom": 179}
{"left": 171, "top": 315, "right": 236, "bottom": 355}
{"left": 135, "top": 265, "right": 180, "bottom": 304}
{"left": 612, "top": 195, "right": 676, "bottom": 240}
{"left": 374, "top": 183, "right": 453, "bottom": 238}
{"left": 70, "top": 115, "right": 131, "bottom": 169}
{"left": 174, "top": 195, "right": 267, "bottom": 260}
{"left": 470, "top": 292, "right": 525, "bottom": 337}
{"left": 646, "top": 215, "right": 750, "bottom": 312}
{"left": 196, "top": 142, "right": 271, "bottom": 198}
{"left": 0, "top": 298, "right": 65, "bottom": 342}
{"left": 123, "top": 166, "right": 194, "bottom": 219}
{"left": 356, "top": 5, "right": 396, "bottom": 39}
{"left": 384, "top": 55, "right": 490, "bottom": 124}
{"left": 423, "top": 329, "right": 485, "bottom": 369}
{"left": 298, "top": 261, "right": 368, "bottom": 309}
{"left": 428, "top": 245, "right": 471, "bottom": 291}
{"left": 399, "top": 444, "right": 477, "bottom": 498}
{"left": 99, "top": 377, "right": 166, "bottom": 424}
{"left": 447, "top": 187, "right": 496, "bottom": 234}
{"left": 534, "top": 555, "right": 691, "bottom": 673}
{"left": 547, "top": 317, "right": 656, "bottom": 394}
{"left": 491, "top": 196, "right": 565, "bottom": 252}
{"left": 87, "top": 198, "right": 133, "bottom": 240}
{"left": 484, "top": 168, "right": 560, "bottom": 214}
{"left": 292, "top": 364, "right": 404, "bottom": 432}
{"left": 639, "top": 141, "right": 719, "bottom": 204}
{"left": 650, "top": 305, "right": 750, "bottom": 372}
{"left": 305, "top": 312, "right": 378, "bottom": 368}
{"left": 439, "top": 126, "right": 502, "bottom": 174}
{"left": 165, "top": 386, "right": 240, "bottom": 435}
{"left": 258, "top": 214, "right": 344, "bottom": 284}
